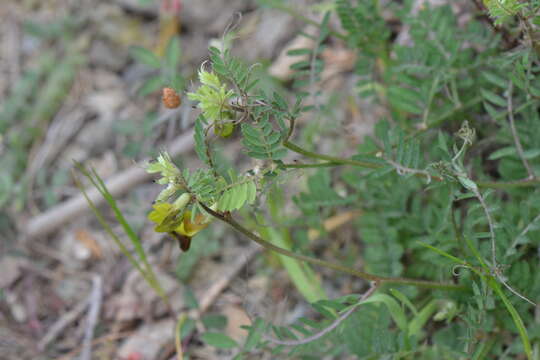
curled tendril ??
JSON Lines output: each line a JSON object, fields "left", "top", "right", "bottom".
{"left": 452, "top": 264, "right": 473, "bottom": 276}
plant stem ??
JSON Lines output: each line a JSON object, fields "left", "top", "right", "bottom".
{"left": 282, "top": 161, "right": 341, "bottom": 169}
{"left": 475, "top": 177, "right": 540, "bottom": 189}
{"left": 199, "top": 203, "right": 464, "bottom": 291}
{"left": 264, "top": 281, "right": 380, "bottom": 346}
{"left": 283, "top": 140, "right": 540, "bottom": 189}
{"left": 283, "top": 140, "right": 379, "bottom": 168}
{"left": 506, "top": 81, "right": 535, "bottom": 179}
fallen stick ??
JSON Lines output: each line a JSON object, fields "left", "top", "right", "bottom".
{"left": 196, "top": 243, "right": 261, "bottom": 314}
{"left": 38, "top": 296, "right": 89, "bottom": 351}
{"left": 80, "top": 275, "right": 103, "bottom": 360}
{"left": 23, "top": 130, "right": 194, "bottom": 239}
{"left": 116, "top": 244, "right": 260, "bottom": 360}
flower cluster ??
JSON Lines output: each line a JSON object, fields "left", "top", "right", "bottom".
{"left": 146, "top": 152, "right": 213, "bottom": 251}
{"left": 187, "top": 68, "right": 235, "bottom": 137}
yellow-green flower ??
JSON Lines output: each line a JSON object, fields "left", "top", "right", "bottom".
{"left": 148, "top": 203, "right": 211, "bottom": 240}
{"left": 148, "top": 202, "right": 183, "bottom": 233}
{"left": 176, "top": 211, "right": 210, "bottom": 237}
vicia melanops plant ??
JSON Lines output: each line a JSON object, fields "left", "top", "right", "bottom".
{"left": 79, "top": 1, "right": 540, "bottom": 358}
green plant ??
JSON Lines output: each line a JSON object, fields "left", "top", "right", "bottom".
{"left": 129, "top": 36, "right": 184, "bottom": 95}
{"left": 83, "top": 0, "right": 540, "bottom": 358}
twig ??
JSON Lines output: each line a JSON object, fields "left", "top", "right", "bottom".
{"left": 507, "top": 81, "right": 535, "bottom": 179}
{"left": 38, "top": 297, "right": 89, "bottom": 350}
{"left": 23, "top": 130, "right": 195, "bottom": 239}
{"left": 80, "top": 274, "right": 103, "bottom": 360}
{"left": 193, "top": 243, "right": 260, "bottom": 314}
{"left": 56, "top": 331, "right": 134, "bottom": 360}
{"left": 263, "top": 281, "right": 379, "bottom": 346}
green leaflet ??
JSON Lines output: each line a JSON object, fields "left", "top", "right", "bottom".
{"left": 359, "top": 293, "right": 408, "bottom": 332}
{"left": 241, "top": 114, "right": 287, "bottom": 160}
{"left": 217, "top": 179, "right": 257, "bottom": 212}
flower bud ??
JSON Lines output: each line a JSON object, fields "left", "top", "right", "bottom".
{"left": 162, "top": 87, "right": 181, "bottom": 109}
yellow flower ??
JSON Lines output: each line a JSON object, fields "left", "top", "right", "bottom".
{"left": 176, "top": 211, "right": 210, "bottom": 237}
{"left": 148, "top": 202, "right": 182, "bottom": 233}
{"left": 148, "top": 203, "right": 211, "bottom": 251}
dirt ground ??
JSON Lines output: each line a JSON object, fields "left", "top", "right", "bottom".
{"left": 0, "top": 1, "right": 367, "bottom": 359}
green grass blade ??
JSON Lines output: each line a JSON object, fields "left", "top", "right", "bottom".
{"left": 74, "top": 163, "right": 168, "bottom": 303}
{"left": 419, "top": 239, "right": 531, "bottom": 358}
{"left": 260, "top": 226, "right": 327, "bottom": 303}
{"left": 408, "top": 300, "right": 438, "bottom": 337}
{"left": 73, "top": 171, "right": 150, "bottom": 280}
{"left": 488, "top": 278, "right": 532, "bottom": 360}
{"left": 417, "top": 242, "right": 468, "bottom": 266}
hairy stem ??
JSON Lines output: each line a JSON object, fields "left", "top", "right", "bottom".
{"left": 199, "top": 202, "right": 464, "bottom": 291}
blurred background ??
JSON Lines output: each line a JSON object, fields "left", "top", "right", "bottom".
{"left": 0, "top": 0, "right": 365, "bottom": 359}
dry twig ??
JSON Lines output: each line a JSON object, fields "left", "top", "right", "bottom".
{"left": 23, "top": 130, "right": 195, "bottom": 239}
{"left": 38, "top": 297, "right": 89, "bottom": 351}
{"left": 80, "top": 274, "right": 103, "bottom": 360}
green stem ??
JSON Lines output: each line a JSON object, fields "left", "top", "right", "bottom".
{"left": 283, "top": 140, "right": 540, "bottom": 190}
{"left": 282, "top": 162, "right": 341, "bottom": 169}
{"left": 476, "top": 177, "right": 540, "bottom": 189}
{"left": 283, "top": 140, "right": 379, "bottom": 169}
{"left": 199, "top": 203, "right": 464, "bottom": 291}
{"left": 410, "top": 96, "right": 483, "bottom": 137}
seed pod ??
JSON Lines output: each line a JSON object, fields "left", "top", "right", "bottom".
{"left": 162, "top": 87, "right": 181, "bottom": 109}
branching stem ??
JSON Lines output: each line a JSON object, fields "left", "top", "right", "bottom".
{"left": 283, "top": 140, "right": 540, "bottom": 190}
{"left": 263, "top": 281, "right": 380, "bottom": 346}
{"left": 199, "top": 202, "right": 464, "bottom": 291}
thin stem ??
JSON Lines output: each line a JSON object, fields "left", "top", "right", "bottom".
{"left": 507, "top": 81, "right": 535, "bottom": 179}
{"left": 507, "top": 212, "right": 540, "bottom": 255}
{"left": 384, "top": 157, "right": 432, "bottom": 182}
{"left": 283, "top": 140, "right": 379, "bottom": 169}
{"left": 409, "top": 96, "right": 483, "bottom": 138}
{"left": 284, "top": 138, "right": 540, "bottom": 190}
{"left": 496, "top": 274, "right": 537, "bottom": 306}
{"left": 175, "top": 314, "right": 187, "bottom": 360}
{"left": 199, "top": 202, "right": 464, "bottom": 291}
{"left": 453, "top": 198, "right": 537, "bottom": 306}
{"left": 282, "top": 161, "right": 341, "bottom": 169}
{"left": 475, "top": 177, "right": 540, "bottom": 189}
{"left": 471, "top": 187, "right": 498, "bottom": 268}
{"left": 264, "top": 281, "right": 380, "bottom": 346}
